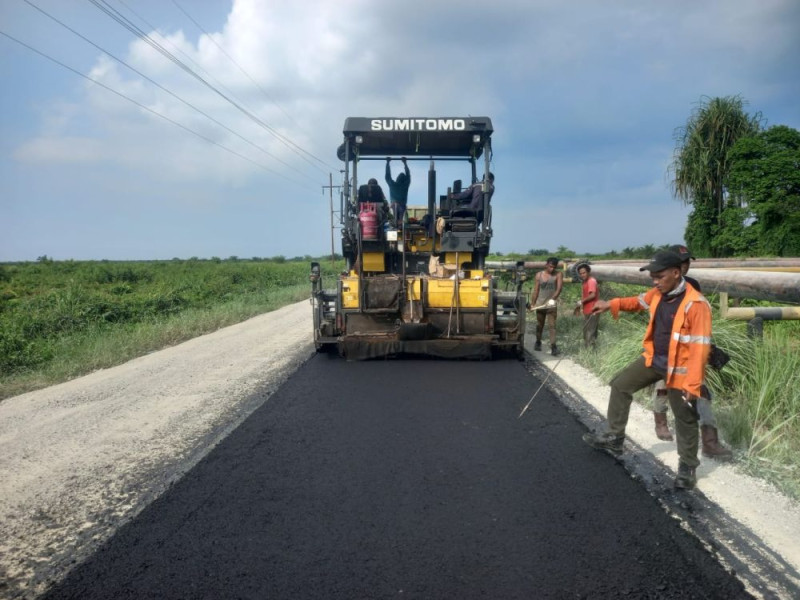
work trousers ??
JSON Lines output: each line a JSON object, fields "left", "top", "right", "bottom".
{"left": 391, "top": 202, "right": 406, "bottom": 225}
{"left": 653, "top": 380, "right": 717, "bottom": 427}
{"left": 608, "top": 356, "right": 699, "bottom": 468}
{"left": 583, "top": 313, "right": 598, "bottom": 348}
{"left": 536, "top": 309, "right": 557, "bottom": 344}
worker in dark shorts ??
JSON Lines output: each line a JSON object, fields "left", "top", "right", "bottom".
{"left": 583, "top": 250, "right": 712, "bottom": 489}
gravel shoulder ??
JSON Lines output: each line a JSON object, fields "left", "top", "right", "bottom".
{"left": 0, "top": 301, "right": 314, "bottom": 599}
{"left": 1, "top": 300, "right": 798, "bottom": 598}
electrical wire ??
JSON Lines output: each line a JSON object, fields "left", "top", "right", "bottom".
{"left": 0, "top": 28, "right": 314, "bottom": 190}
{"left": 86, "top": 0, "right": 333, "bottom": 174}
{"left": 22, "top": 0, "right": 316, "bottom": 183}
{"left": 116, "top": 0, "right": 239, "bottom": 96}
{"left": 168, "top": 0, "right": 300, "bottom": 131}
{"left": 117, "top": 0, "right": 324, "bottom": 171}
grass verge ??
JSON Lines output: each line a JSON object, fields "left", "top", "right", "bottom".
{"left": 0, "top": 282, "right": 310, "bottom": 401}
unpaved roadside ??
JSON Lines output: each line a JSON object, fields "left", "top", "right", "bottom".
{"left": 0, "top": 301, "right": 314, "bottom": 599}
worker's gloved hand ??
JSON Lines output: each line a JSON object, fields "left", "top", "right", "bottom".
{"left": 546, "top": 298, "right": 556, "bottom": 308}
{"left": 575, "top": 300, "right": 582, "bottom": 308}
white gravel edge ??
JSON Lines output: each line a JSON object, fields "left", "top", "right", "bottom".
{"left": 0, "top": 300, "right": 315, "bottom": 599}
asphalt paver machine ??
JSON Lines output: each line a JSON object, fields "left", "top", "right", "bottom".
{"left": 311, "top": 117, "right": 526, "bottom": 359}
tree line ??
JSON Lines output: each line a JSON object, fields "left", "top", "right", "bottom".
{"left": 670, "top": 95, "right": 799, "bottom": 258}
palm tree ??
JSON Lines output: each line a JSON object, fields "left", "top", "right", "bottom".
{"left": 669, "top": 95, "right": 762, "bottom": 256}
{"left": 639, "top": 243, "right": 656, "bottom": 257}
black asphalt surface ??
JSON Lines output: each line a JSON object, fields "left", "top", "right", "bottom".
{"left": 43, "top": 355, "right": 750, "bottom": 599}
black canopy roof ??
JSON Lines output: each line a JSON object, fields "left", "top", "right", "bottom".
{"left": 339, "top": 117, "right": 493, "bottom": 160}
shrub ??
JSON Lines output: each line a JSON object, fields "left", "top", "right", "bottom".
{"left": 0, "top": 326, "right": 52, "bottom": 373}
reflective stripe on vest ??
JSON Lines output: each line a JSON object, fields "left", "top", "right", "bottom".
{"left": 672, "top": 332, "right": 712, "bottom": 344}
{"left": 684, "top": 298, "right": 711, "bottom": 313}
{"left": 638, "top": 293, "right": 649, "bottom": 309}
{"left": 668, "top": 366, "right": 688, "bottom": 375}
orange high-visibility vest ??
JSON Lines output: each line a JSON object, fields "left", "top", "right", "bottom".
{"left": 609, "top": 284, "right": 711, "bottom": 398}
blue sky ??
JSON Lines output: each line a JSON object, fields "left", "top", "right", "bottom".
{"left": 1, "top": 0, "right": 798, "bottom": 261}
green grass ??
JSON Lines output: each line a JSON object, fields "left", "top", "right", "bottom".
{"left": 0, "top": 258, "right": 343, "bottom": 400}
{"left": 551, "top": 280, "right": 800, "bottom": 501}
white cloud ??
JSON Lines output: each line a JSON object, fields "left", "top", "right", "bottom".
{"left": 3, "top": 0, "right": 798, "bottom": 260}
{"left": 20, "top": 0, "right": 799, "bottom": 179}
{"left": 15, "top": 137, "right": 106, "bottom": 163}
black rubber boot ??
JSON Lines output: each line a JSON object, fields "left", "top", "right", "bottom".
{"left": 534, "top": 340, "right": 542, "bottom": 351}
{"left": 551, "top": 344, "right": 559, "bottom": 356}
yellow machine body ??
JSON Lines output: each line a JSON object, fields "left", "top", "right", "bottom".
{"left": 341, "top": 276, "right": 359, "bottom": 309}
{"left": 426, "top": 278, "right": 490, "bottom": 308}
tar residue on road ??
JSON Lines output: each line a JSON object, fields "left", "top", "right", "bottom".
{"left": 43, "top": 355, "right": 750, "bottom": 600}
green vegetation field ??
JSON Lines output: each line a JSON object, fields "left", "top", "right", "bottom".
{"left": 0, "top": 257, "right": 344, "bottom": 400}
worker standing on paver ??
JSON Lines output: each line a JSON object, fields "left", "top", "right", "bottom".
{"left": 385, "top": 157, "right": 411, "bottom": 226}
{"left": 583, "top": 250, "right": 712, "bottom": 490}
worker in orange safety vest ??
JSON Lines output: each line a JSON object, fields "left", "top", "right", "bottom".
{"left": 582, "top": 250, "right": 712, "bottom": 490}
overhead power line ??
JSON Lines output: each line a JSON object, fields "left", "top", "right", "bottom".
{"left": 169, "top": 0, "right": 300, "bottom": 130}
{"left": 87, "top": 0, "right": 334, "bottom": 173}
{"left": 116, "top": 0, "right": 237, "bottom": 92}
{"left": 22, "top": 0, "right": 314, "bottom": 182}
{"left": 0, "top": 28, "right": 314, "bottom": 191}
{"left": 114, "top": 0, "right": 276, "bottom": 139}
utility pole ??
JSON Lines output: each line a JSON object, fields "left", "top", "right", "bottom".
{"left": 322, "top": 173, "right": 341, "bottom": 265}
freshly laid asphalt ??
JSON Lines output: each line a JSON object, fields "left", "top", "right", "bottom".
{"left": 42, "top": 355, "right": 750, "bottom": 599}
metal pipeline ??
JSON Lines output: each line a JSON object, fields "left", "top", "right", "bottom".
{"left": 487, "top": 259, "right": 800, "bottom": 271}
{"left": 571, "top": 265, "right": 800, "bottom": 304}
{"left": 720, "top": 306, "right": 800, "bottom": 320}
{"left": 578, "top": 258, "right": 800, "bottom": 269}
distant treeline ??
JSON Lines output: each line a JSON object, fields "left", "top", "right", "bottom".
{"left": 493, "top": 243, "right": 676, "bottom": 261}
{"left": 7, "top": 254, "right": 344, "bottom": 266}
